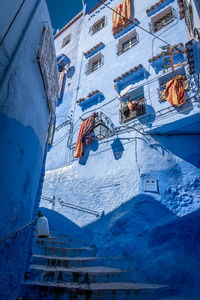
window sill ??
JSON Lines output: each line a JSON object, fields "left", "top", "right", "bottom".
{"left": 77, "top": 91, "right": 105, "bottom": 109}
{"left": 113, "top": 18, "right": 139, "bottom": 39}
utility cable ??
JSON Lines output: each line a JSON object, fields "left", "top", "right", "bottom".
{"left": 97, "top": 0, "right": 179, "bottom": 47}
{"left": 73, "top": 67, "right": 191, "bottom": 127}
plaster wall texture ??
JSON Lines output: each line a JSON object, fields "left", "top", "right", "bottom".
{"left": 42, "top": 0, "right": 200, "bottom": 232}
{"left": 0, "top": 0, "right": 56, "bottom": 298}
{"left": 45, "top": 14, "right": 84, "bottom": 169}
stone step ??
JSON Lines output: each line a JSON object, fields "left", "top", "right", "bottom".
{"left": 34, "top": 246, "right": 97, "bottom": 257}
{"left": 21, "top": 280, "right": 169, "bottom": 300}
{"left": 29, "top": 264, "right": 128, "bottom": 284}
{"left": 35, "top": 238, "right": 90, "bottom": 249}
{"left": 32, "top": 254, "right": 103, "bottom": 268}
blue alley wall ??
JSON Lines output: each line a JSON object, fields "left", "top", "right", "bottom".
{"left": 0, "top": 0, "right": 56, "bottom": 298}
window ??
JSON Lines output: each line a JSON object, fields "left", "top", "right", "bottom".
{"left": 158, "top": 66, "right": 189, "bottom": 102}
{"left": 85, "top": 53, "right": 104, "bottom": 75}
{"left": 151, "top": 6, "right": 174, "bottom": 33}
{"left": 119, "top": 87, "right": 146, "bottom": 123}
{"left": 117, "top": 29, "right": 138, "bottom": 55}
{"left": 89, "top": 17, "right": 106, "bottom": 35}
{"left": 61, "top": 34, "right": 71, "bottom": 48}
{"left": 92, "top": 59, "right": 102, "bottom": 72}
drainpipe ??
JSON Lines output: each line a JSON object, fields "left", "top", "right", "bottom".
{"left": 0, "top": 0, "right": 44, "bottom": 104}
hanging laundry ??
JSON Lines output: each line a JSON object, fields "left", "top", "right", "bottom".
{"left": 74, "top": 112, "right": 98, "bottom": 158}
{"left": 112, "top": 0, "right": 132, "bottom": 33}
{"left": 58, "top": 70, "right": 66, "bottom": 100}
{"left": 164, "top": 75, "right": 186, "bottom": 107}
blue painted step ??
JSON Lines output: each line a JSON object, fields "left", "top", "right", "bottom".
{"left": 28, "top": 264, "right": 129, "bottom": 284}
{"left": 34, "top": 246, "right": 97, "bottom": 257}
{"left": 35, "top": 236, "right": 90, "bottom": 249}
{"left": 21, "top": 281, "right": 169, "bottom": 300}
{"left": 32, "top": 254, "right": 103, "bottom": 268}
{"left": 19, "top": 234, "right": 173, "bottom": 300}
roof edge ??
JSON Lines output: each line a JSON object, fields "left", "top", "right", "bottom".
{"left": 54, "top": 11, "right": 83, "bottom": 39}
{"left": 88, "top": 0, "right": 107, "bottom": 15}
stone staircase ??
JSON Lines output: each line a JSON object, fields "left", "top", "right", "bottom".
{"left": 20, "top": 234, "right": 170, "bottom": 299}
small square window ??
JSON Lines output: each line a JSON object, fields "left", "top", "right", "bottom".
{"left": 122, "top": 36, "right": 137, "bottom": 52}
{"left": 119, "top": 87, "right": 146, "bottom": 123}
{"left": 151, "top": 6, "right": 174, "bottom": 33}
{"left": 90, "top": 17, "right": 106, "bottom": 35}
{"left": 62, "top": 34, "right": 71, "bottom": 48}
{"left": 86, "top": 53, "right": 103, "bottom": 75}
{"left": 118, "top": 30, "right": 138, "bottom": 55}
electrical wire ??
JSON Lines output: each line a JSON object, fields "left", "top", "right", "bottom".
{"left": 96, "top": 0, "right": 180, "bottom": 48}
{"left": 73, "top": 66, "right": 191, "bottom": 126}
{"left": 51, "top": 130, "right": 70, "bottom": 148}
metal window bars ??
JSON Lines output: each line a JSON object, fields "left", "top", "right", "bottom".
{"left": 153, "top": 11, "right": 174, "bottom": 32}
{"left": 117, "top": 32, "right": 138, "bottom": 56}
{"left": 61, "top": 34, "right": 71, "bottom": 48}
{"left": 89, "top": 16, "right": 106, "bottom": 36}
{"left": 85, "top": 54, "right": 104, "bottom": 75}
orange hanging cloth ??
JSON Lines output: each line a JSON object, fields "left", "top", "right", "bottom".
{"left": 74, "top": 119, "right": 87, "bottom": 158}
{"left": 74, "top": 113, "right": 98, "bottom": 158}
{"left": 112, "top": 0, "right": 132, "bottom": 33}
{"left": 164, "top": 75, "right": 186, "bottom": 107}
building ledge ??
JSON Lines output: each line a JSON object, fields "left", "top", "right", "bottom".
{"left": 54, "top": 12, "right": 83, "bottom": 39}
{"left": 148, "top": 43, "right": 184, "bottom": 62}
{"left": 148, "top": 43, "right": 186, "bottom": 73}
{"left": 113, "top": 18, "right": 139, "bottom": 38}
{"left": 146, "top": 0, "right": 174, "bottom": 16}
{"left": 88, "top": 0, "right": 107, "bottom": 15}
{"left": 114, "top": 65, "right": 147, "bottom": 93}
{"left": 84, "top": 43, "right": 105, "bottom": 59}
{"left": 77, "top": 90, "right": 105, "bottom": 109}
{"left": 114, "top": 64, "right": 143, "bottom": 82}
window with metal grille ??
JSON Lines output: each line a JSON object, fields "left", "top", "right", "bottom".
{"left": 89, "top": 17, "right": 106, "bottom": 35}
{"left": 151, "top": 6, "right": 174, "bottom": 33}
{"left": 117, "top": 29, "right": 138, "bottom": 55}
{"left": 61, "top": 34, "right": 71, "bottom": 48}
{"left": 158, "top": 66, "right": 189, "bottom": 102}
{"left": 85, "top": 53, "right": 104, "bottom": 75}
{"left": 119, "top": 87, "right": 146, "bottom": 123}
{"left": 92, "top": 59, "right": 102, "bottom": 72}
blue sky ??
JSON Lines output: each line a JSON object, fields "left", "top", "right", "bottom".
{"left": 46, "top": 0, "right": 100, "bottom": 32}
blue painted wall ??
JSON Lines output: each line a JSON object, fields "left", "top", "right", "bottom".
{"left": 41, "top": 0, "right": 200, "bottom": 294}
{"left": 43, "top": 0, "right": 200, "bottom": 225}
{"left": 0, "top": 0, "right": 57, "bottom": 298}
